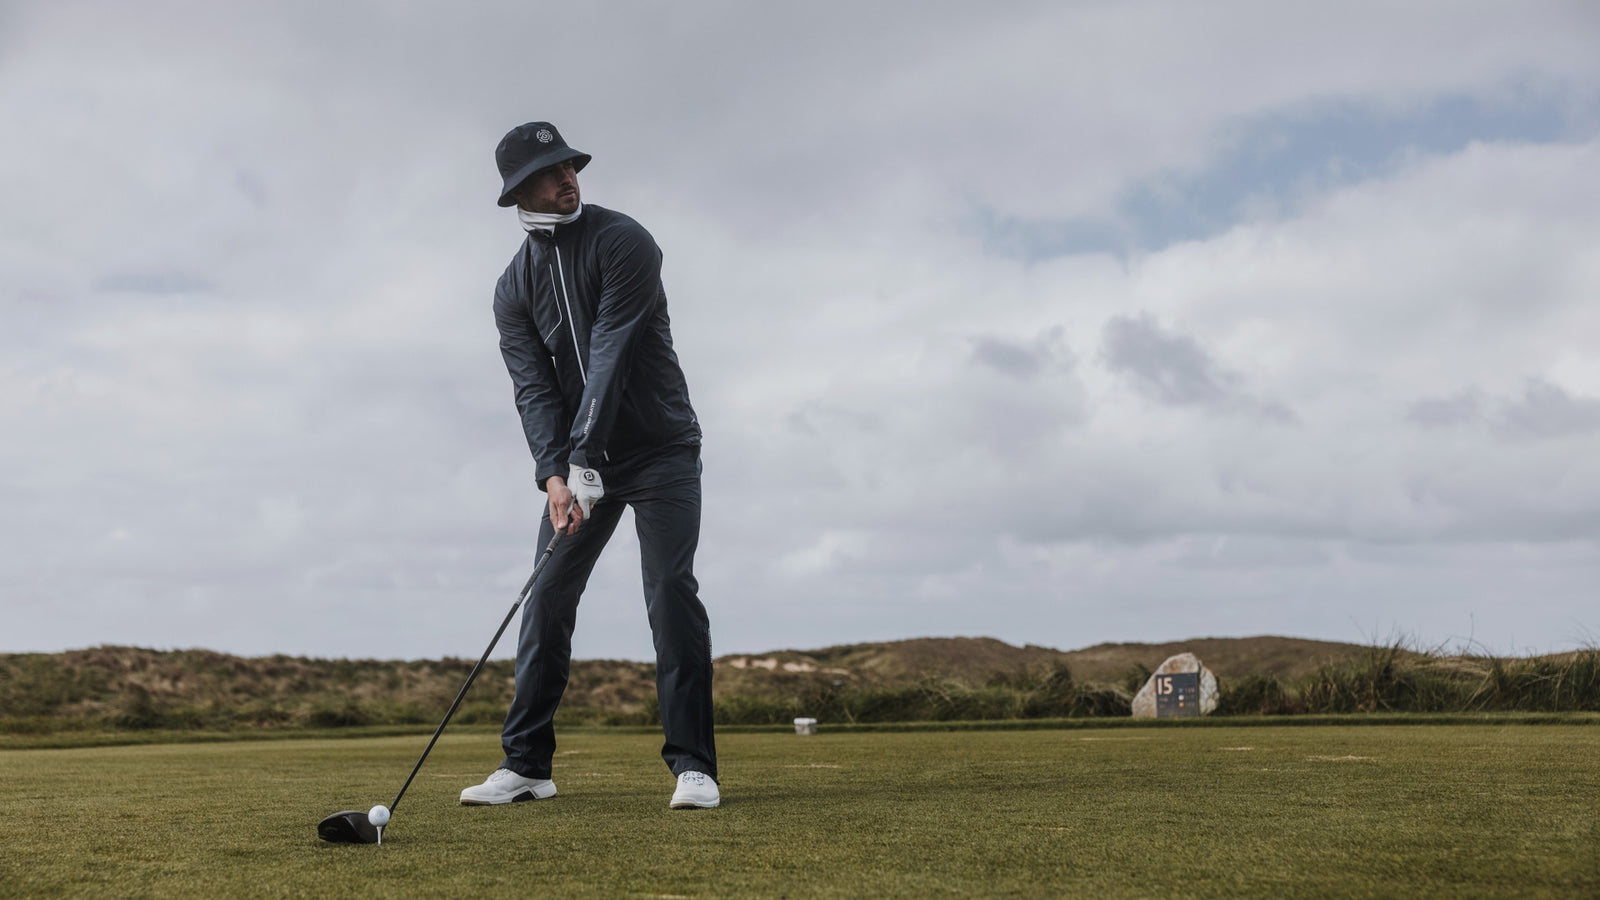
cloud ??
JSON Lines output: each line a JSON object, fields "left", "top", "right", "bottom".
{"left": 1102, "top": 313, "right": 1234, "bottom": 406}
{"left": 1494, "top": 379, "right": 1600, "bottom": 440}
{"left": 92, "top": 271, "right": 216, "bottom": 294}
{"left": 1100, "top": 313, "right": 1295, "bottom": 422}
{"left": 969, "top": 329, "right": 1071, "bottom": 380}
{"left": 1406, "top": 381, "right": 1600, "bottom": 441}
{"left": 1407, "top": 388, "right": 1485, "bottom": 428}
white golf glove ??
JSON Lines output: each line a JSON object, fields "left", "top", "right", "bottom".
{"left": 569, "top": 464, "right": 604, "bottom": 518}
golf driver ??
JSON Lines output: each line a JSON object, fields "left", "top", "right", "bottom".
{"left": 317, "top": 529, "right": 566, "bottom": 844}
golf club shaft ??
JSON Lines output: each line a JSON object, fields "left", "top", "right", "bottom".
{"left": 388, "top": 529, "right": 566, "bottom": 813}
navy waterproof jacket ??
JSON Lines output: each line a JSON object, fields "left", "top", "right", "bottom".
{"left": 493, "top": 205, "right": 701, "bottom": 490}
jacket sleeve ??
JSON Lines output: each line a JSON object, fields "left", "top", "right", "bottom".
{"left": 494, "top": 272, "right": 569, "bottom": 490}
{"left": 566, "top": 221, "right": 661, "bottom": 469}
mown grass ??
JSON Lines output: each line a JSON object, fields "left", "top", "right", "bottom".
{"left": 0, "top": 724, "right": 1595, "bottom": 897}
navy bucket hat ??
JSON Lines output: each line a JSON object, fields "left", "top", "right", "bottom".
{"left": 495, "top": 122, "right": 591, "bottom": 207}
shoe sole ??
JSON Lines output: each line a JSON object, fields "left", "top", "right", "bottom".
{"left": 669, "top": 797, "right": 720, "bottom": 809}
{"left": 460, "top": 786, "right": 557, "bottom": 806}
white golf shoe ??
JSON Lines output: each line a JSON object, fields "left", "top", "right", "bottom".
{"left": 669, "top": 771, "right": 720, "bottom": 809}
{"left": 459, "top": 768, "right": 557, "bottom": 805}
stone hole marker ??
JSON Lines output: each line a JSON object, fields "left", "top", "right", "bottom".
{"left": 1131, "top": 653, "right": 1219, "bottom": 718}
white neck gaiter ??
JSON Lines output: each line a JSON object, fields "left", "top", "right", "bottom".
{"left": 519, "top": 204, "right": 583, "bottom": 233}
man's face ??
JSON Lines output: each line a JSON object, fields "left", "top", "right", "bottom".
{"left": 515, "top": 160, "right": 581, "bottom": 215}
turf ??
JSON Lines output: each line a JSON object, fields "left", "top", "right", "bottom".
{"left": 1, "top": 724, "right": 1595, "bottom": 897}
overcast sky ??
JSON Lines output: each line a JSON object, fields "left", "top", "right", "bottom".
{"left": 3, "top": 1, "right": 1597, "bottom": 662}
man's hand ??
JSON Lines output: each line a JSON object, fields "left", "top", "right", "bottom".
{"left": 546, "top": 476, "right": 583, "bottom": 535}
{"left": 569, "top": 464, "right": 604, "bottom": 518}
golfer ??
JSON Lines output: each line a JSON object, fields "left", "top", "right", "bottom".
{"left": 461, "top": 122, "right": 719, "bottom": 810}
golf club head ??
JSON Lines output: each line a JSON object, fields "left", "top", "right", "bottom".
{"left": 317, "top": 810, "right": 380, "bottom": 844}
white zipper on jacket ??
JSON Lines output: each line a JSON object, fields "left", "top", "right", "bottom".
{"left": 552, "top": 243, "right": 607, "bottom": 462}
{"left": 553, "top": 246, "right": 587, "bottom": 385}
{"left": 540, "top": 270, "right": 564, "bottom": 343}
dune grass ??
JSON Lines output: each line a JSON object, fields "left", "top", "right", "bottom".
{"left": 7, "top": 645, "right": 1598, "bottom": 738}
{"left": 0, "top": 724, "right": 1596, "bottom": 897}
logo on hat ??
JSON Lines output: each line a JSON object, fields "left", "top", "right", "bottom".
{"left": 536, "top": 129, "right": 553, "bottom": 143}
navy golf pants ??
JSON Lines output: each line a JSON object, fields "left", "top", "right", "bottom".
{"left": 500, "top": 445, "right": 717, "bottom": 781}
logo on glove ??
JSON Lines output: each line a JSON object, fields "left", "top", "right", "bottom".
{"left": 580, "top": 470, "right": 598, "bottom": 484}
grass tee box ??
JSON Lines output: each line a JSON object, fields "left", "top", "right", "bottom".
{"left": 1, "top": 724, "right": 1596, "bottom": 897}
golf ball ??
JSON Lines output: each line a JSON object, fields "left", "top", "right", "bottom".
{"left": 368, "top": 805, "right": 390, "bottom": 827}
